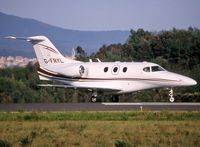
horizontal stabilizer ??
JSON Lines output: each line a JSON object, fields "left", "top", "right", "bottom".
{"left": 5, "top": 36, "right": 44, "bottom": 42}
{"left": 38, "top": 84, "right": 76, "bottom": 88}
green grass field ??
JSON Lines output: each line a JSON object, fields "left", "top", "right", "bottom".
{"left": 0, "top": 111, "right": 200, "bottom": 147}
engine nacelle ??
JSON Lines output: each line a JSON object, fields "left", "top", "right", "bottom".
{"left": 58, "top": 65, "right": 86, "bottom": 78}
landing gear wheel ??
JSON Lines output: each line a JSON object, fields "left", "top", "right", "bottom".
{"left": 112, "top": 95, "right": 119, "bottom": 102}
{"left": 91, "top": 91, "right": 97, "bottom": 103}
{"left": 91, "top": 96, "right": 97, "bottom": 103}
{"left": 169, "top": 97, "right": 174, "bottom": 102}
{"left": 169, "top": 88, "right": 175, "bottom": 103}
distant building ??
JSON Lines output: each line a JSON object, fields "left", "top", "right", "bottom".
{"left": 0, "top": 56, "right": 37, "bottom": 69}
{"left": 15, "top": 56, "right": 23, "bottom": 62}
{"left": 0, "top": 57, "right": 6, "bottom": 63}
{"left": 0, "top": 64, "right": 6, "bottom": 69}
{"left": 7, "top": 56, "right": 14, "bottom": 62}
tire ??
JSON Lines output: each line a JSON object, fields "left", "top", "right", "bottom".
{"left": 91, "top": 96, "right": 97, "bottom": 103}
{"left": 169, "top": 97, "right": 174, "bottom": 102}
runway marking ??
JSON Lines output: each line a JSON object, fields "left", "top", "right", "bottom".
{"left": 101, "top": 103, "right": 200, "bottom": 106}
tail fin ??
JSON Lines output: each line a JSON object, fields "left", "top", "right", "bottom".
{"left": 6, "top": 36, "right": 79, "bottom": 67}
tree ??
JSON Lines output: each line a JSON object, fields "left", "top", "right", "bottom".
{"left": 76, "top": 46, "right": 88, "bottom": 61}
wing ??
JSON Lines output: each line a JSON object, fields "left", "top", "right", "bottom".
{"left": 38, "top": 84, "right": 121, "bottom": 92}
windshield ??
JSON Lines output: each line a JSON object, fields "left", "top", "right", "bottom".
{"left": 151, "top": 66, "right": 165, "bottom": 72}
{"left": 143, "top": 66, "right": 165, "bottom": 72}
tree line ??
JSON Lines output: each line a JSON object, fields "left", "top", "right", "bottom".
{"left": 0, "top": 27, "right": 200, "bottom": 103}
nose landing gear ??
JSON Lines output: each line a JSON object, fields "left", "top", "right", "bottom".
{"left": 169, "top": 88, "right": 174, "bottom": 102}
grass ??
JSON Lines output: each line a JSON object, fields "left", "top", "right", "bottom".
{"left": 0, "top": 111, "right": 200, "bottom": 121}
{"left": 0, "top": 111, "right": 200, "bottom": 146}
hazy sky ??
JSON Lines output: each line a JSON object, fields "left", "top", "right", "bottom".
{"left": 0, "top": 0, "right": 199, "bottom": 31}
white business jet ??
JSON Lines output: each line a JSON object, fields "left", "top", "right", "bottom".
{"left": 6, "top": 36, "right": 197, "bottom": 102}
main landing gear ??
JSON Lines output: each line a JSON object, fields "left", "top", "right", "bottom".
{"left": 169, "top": 88, "right": 175, "bottom": 102}
{"left": 90, "top": 92, "right": 119, "bottom": 103}
{"left": 112, "top": 95, "right": 119, "bottom": 102}
{"left": 91, "top": 91, "right": 97, "bottom": 103}
{"left": 91, "top": 96, "right": 97, "bottom": 103}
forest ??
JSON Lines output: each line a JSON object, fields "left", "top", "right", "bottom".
{"left": 0, "top": 27, "right": 200, "bottom": 103}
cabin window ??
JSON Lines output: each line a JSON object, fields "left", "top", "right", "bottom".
{"left": 143, "top": 67, "right": 150, "bottom": 72}
{"left": 152, "top": 66, "right": 165, "bottom": 72}
{"left": 113, "top": 67, "right": 118, "bottom": 73}
{"left": 104, "top": 67, "right": 108, "bottom": 72}
{"left": 123, "top": 67, "right": 127, "bottom": 72}
{"left": 112, "top": 65, "right": 120, "bottom": 75}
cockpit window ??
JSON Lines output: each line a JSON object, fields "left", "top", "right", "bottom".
{"left": 151, "top": 66, "right": 165, "bottom": 72}
{"left": 143, "top": 66, "right": 165, "bottom": 72}
{"left": 143, "top": 67, "right": 150, "bottom": 72}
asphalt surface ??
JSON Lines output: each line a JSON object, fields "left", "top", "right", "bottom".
{"left": 0, "top": 103, "right": 200, "bottom": 111}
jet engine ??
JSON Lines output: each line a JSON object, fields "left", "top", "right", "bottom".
{"left": 58, "top": 65, "right": 86, "bottom": 78}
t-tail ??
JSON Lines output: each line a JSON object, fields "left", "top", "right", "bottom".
{"left": 6, "top": 36, "right": 79, "bottom": 68}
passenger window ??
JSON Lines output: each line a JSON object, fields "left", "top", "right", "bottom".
{"left": 152, "top": 66, "right": 165, "bottom": 72}
{"left": 104, "top": 67, "right": 108, "bottom": 72}
{"left": 143, "top": 67, "right": 150, "bottom": 72}
{"left": 113, "top": 67, "right": 118, "bottom": 73}
{"left": 123, "top": 67, "right": 127, "bottom": 72}
{"left": 112, "top": 66, "right": 120, "bottom": 75}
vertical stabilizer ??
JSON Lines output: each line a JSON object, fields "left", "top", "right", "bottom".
{"left": 6, "top": 36, "right": 79, "bottom": 68}
{"left": 30, "top": 36, "right": 78, "bottom": 67}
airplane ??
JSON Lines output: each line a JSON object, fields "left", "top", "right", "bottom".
{"left": 6, "top": 36, "right": 197, "bottom": 103}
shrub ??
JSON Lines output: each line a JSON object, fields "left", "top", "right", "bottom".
{"left": 115, "top": 140, "right": 131, "bottom": 147}
{"left": 18, "top": 107, "right": 24, "bottom": 113}
{"left": 20, "top": 131, "right": 37, "bottom": 146}
{"left": 20, "top": 135, "right": 31, "bottom": 146}
{"left": 0, "top": 140, "right": 11, "bottom": 147}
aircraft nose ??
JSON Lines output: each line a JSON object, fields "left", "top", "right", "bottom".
{"left": 180, "top": 76, "right": 197, "bottom": 86}
{"left": 187, "top": 78, "right": 197, "bottom": 86}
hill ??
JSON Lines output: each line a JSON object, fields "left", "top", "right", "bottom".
{"left": 0, "top": 12, "right": 130, "bottom": 57}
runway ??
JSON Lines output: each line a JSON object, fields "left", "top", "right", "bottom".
{"left": 0, "top": 103, "right": 200, "bottom": 111}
